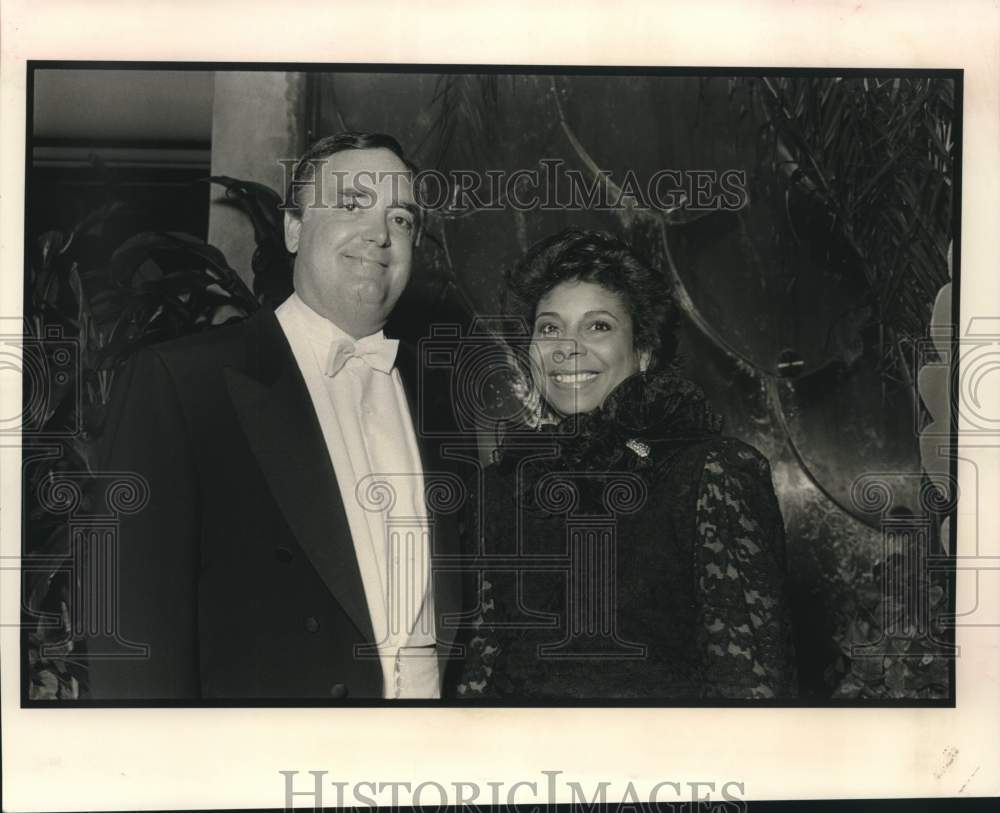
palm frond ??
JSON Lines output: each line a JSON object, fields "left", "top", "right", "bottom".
{"left": 745, "top": 75, "right": 955, "bottom": 388}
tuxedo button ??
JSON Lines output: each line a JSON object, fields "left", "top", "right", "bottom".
{"left": 304, "top": 616, "right": 320, "bottom": 633}
{"left": 329, "top": 683, "right": 349, "bottom": 698}
{"left": 274, "top": 547, "right": 293, "bottom": 563}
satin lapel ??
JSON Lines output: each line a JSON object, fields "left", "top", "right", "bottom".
{"left": 224, "top": 310, "right": 375, "bottom": 644}
{"left": 394, "top": 343, "right": 463, "bottom": 663}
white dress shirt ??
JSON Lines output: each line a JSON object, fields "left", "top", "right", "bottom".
{"left": 276, "top": 293, "right": 439, "bottom": 699}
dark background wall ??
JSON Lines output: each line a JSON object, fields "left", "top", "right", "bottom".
{"left": 30, "top": 70, "right": 214, "bottom": 240}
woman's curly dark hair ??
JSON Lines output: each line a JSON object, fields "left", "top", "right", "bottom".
{"left": 501, "top": 228, "right": 679, "bottom": 371}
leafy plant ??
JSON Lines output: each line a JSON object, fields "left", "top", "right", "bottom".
{"left": 831, "top": 551, "right": 951, "bottom": 699}
{"left": 207, "top": 176, "right": 294, "bottom": 308}
{"left": 742, "top": 75, "right": 954, "bottom": 391}
{"left": 24, "top": 183, "right": 284, "bottom": 699}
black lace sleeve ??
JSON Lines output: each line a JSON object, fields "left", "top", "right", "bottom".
{"left": 454, "top": 573, "right": 500, "bottom": 698}
{"left": 453, "top": 469, "right": 501, "bottom": 699}
{"left": 694, "top": 441, "right": 798, "bottom": 698}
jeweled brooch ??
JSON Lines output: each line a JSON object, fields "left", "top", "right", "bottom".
{"left": 625, "top": 438, "right": 651, "bottom": 459}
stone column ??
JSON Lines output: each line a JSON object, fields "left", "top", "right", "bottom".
{"left": 208, "top": 71, "right": 308, "bottom": 288}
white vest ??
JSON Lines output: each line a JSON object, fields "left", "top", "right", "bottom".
{"left": 276, "top": 293, "right": 439, "bottom": 698}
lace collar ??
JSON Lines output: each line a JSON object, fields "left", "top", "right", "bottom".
{"left": 495, "top": 371, "right": 722, "bottom": 475}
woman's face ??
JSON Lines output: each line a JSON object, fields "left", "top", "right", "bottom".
{"left": 530, "top": 279, "right": 650, "bottom": 417}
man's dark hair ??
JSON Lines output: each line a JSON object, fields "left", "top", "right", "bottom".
{"left": 502, "top": 228, "right": 679, "bottom": 371}
{"left": 284, "top": 131, "right": 420, "bottom": 217}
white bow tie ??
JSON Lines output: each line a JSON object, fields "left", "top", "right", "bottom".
{"left": 325, "top": 334, "right": 399, "bottom": 377}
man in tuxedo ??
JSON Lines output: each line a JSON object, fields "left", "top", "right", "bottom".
{"left": 87, "top": 132, "right": 463, "bottom": 700}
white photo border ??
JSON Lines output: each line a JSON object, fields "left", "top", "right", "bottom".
{"left": 2, "top": 1, "right": 998, "bottom": 810}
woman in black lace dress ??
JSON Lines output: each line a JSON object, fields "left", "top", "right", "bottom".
{"left": 456, "top": 229, "right": 797, "bottom": 700}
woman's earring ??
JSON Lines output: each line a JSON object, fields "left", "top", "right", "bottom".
{"left": 638, "top": 350, "right": 651, "bottom": 372}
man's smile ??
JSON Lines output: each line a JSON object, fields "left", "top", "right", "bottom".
{"left": 343, "top": 253, "right": 389, "bottom": 269}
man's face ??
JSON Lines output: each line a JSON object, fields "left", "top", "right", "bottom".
{"left": 284, "top": 147, "right": 418, "bottom": 338}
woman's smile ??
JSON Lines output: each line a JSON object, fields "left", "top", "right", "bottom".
{"left": 549, "top": 370, "right": 601, "bottom": 387}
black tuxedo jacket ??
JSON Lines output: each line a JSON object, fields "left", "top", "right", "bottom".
{"left": 87, "top": 307, "right": 464, "bottom": 700}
